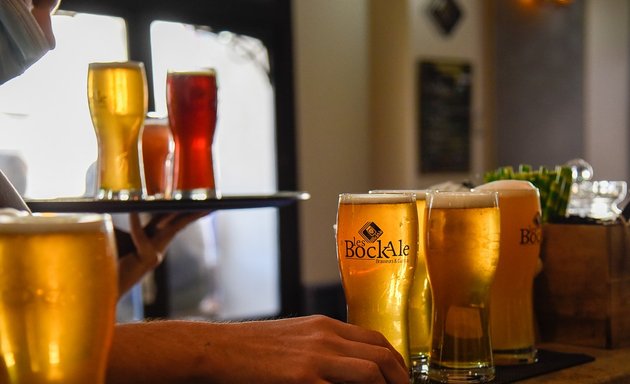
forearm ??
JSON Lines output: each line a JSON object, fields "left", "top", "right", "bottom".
{"left": 107, "top": 321, "right": 216, "bottom": 384}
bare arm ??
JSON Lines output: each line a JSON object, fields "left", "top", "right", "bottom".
{"left": 107, "top": 315, "right": 410, "bottom": 384}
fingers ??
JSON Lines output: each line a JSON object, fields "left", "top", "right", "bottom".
{"left": 327, "top": 340, "right": 409, "bottom": 384}
{"left": 310, "top": 316, "right": 407, "bottom": 371}
{"left": 144, "top": 211, "right": 211, "bottom": 235}
{"left": 143, "top": 211, "right": 211, "bottom": 251}
{"left": 117, "top": 211, "right": 210, "bottom": 296}
{"left": 286, "top": 316, "right": 409, "bottom": 384}
{"left": 128, "top": 213, "right": 162, "bottom": 264}
{"left": 320, "top": 356, "right": 388, "bottom": 384}
{"left": 117, "top": 213, "right": 163, "bottom": 296}
{"left": 322, "top": 321, "right": 409, "bottom": 384}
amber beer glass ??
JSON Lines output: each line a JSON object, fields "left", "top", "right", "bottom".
{"left": 371, "top": 190, "right": 431, "bottom": 375}
{"left": 142, "top": 115, "right": 174, "bottom": 199}
{"left": 425, "top": 191, "right": 500, "bottom": 383}
{"left": 88, "top": 61, "right": 148, "bottom": 200}
{"left": 167, "top": 69, "right": 218, "bottom": 200}
{"left": 336, "top": 193, "right": 417, "bottom": 368}
{"left": 475, "top": 180, "right": 542, "bottom": 365}
{"left": 0, "top": 213, "right": 118, "bottom": 384}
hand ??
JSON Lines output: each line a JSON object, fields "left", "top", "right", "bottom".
{"left": 107, "top": 315, "right": 410, "bottom": 384}
{"left": 200, "top": 315, "right": 411, "bottom": 384}
{"left": 116, "top": 211, "right": 211, "bottom": 295}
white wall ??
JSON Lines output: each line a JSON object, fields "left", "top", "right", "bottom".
{"left": 368, "top": 0, "right": 414, "bottom": 189}
{"left": 293, "top": 0, "right": 371, "bottom": 286}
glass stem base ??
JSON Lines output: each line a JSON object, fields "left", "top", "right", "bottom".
{"left": 96, "top": 189, "right": 144, "bottom": 201}
{"left": 426, "top": 363, "right": 495, "bottom": 383}
{"left": 173, "top": 188, "right": 219, "bottom": 200}
{"left": 493, "top": 346, "right": 538, "bottom": 366}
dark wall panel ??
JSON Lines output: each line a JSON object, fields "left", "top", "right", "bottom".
{"left": 495, "top": 0, "right": 584, "bottom": 168}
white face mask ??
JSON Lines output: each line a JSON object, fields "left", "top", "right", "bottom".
{"left": 0, "top": 0, "right": 52, "bottom": 84}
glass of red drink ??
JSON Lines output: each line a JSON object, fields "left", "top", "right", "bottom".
{"left": 142, "top": 115, "right": 174, "bottom": 199}
{"left": 166, "top": 69, "right": 219, "bottom": 199}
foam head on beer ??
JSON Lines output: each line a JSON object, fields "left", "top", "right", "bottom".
{"left": 474, "top": 179, "right": 539, "bottom": 194}
{"left": 0, "top": 208, "right": 29, "bottom": 219}
{"left": 0, "top": 212, "right": 117, "bottom": 233}
{"left": 427, "top": 190, "right": 499, "bottom": 209}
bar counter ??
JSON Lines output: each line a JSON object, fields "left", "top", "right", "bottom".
{"left": 519, "top": 343, "right": 630, "bottom": 383}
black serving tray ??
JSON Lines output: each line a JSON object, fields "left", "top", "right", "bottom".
{"left": 26, "top": 191, "right": 310, "bottom": 214}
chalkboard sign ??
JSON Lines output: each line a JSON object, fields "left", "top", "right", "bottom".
{"left": 418, "top": 60, "right": 471, "bottom": 174}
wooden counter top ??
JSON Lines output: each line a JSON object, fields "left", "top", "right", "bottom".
{"left": 519, "top": 344, "right": 630, "bottom": 383}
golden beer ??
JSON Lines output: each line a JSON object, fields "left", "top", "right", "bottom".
{"left": 475, "top": 180, "right": 541, "bottom": 365}
{"left": 336, "top": 193, "right": 417, "bottom": 367}
{"left": 371, "top": 190, "right": 431, "bottom": 375}
{"left": 425, "top": 191, "right": 500, "bottom": 383}
{"left": 0, "top": 213, "right": 118, "bottom": 384}
{"left": 88, "top": 61, "right": 148, "bottom": 200}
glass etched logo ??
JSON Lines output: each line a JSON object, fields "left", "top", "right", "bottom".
{"left": 359, "top": 221, "right": 383, "bottom": 243}
{"left": 341, "top": 221, "right": 411, "bottom": 261}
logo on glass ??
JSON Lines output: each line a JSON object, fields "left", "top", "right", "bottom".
{"left": 359, "top": 222, "right": 383, "bottom": 243}
{"left": 519, "top": 213, "right": 542, "bottom": 246}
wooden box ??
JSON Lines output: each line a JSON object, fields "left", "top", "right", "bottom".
{"left": 534, "top": 221, "right": 630, "bottom": 349}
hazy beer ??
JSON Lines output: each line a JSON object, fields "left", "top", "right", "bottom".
{"left": 88, "top": 61, "right": 148, "bottom": 200}
{"left": 0, "top": 213, "right": 118, "bottom": 384}
{"left": 425, "top": 191, "right": 500, "bottom": 383}
{"left": 475, "top": 180, "right": 541, "bottom": 365}
{"left": 336, "top": 193, "right": 417, "bottom": 367}
{"left": 167, "top": 70, "right": 218, "bottom": 199}
{"left": 371, "top": 190, "right": 431, "bottom": 375}
{"left": 142, "top": 116, "right": 174, "bottom": 199}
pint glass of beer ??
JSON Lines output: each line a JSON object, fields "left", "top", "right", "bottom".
{"left": 166, "top": 69, "right": 219, "bottom": 200}
{"left": 0, "top": 213, "right": 118, "bottom": 384}
{"left": 425, "top": 191, "right": 500, "bottom": 383}
{"left": 142, "top": 115, "right": 174, "bottom": 199}
{"left": 336, "top": 193, "right": 417, "bottom": 368}
{"left": 475, "top": 180, "right": 542, "bottom": 365}
{"left": 371, "top": 190, "right": 431, "bottom": 375}
{"left": 88, "top": 61, "right": 148, "bottom": 200}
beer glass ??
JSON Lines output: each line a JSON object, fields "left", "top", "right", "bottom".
{"left": 336, "top": 193, "right": 417, "bottom": 368}
{"left": 371, "top": 190, "right": 431, "bottom": 375}
{"left": 88, "top": 61, "right": 148, "bottom": 200}
{"left": 142, "top": 115, "right": 174, "bottom": 199}
{"left": 475, "top": 180, "right": 542, "bottom": 365}
{"left": 0, "top": 213, "right": 118, "bottom": 384}
{"left": 425, "top": 191, "right": 500, "bottom": 383}
{"left": 166, "top": 69, "right": 219, "bottom": 200}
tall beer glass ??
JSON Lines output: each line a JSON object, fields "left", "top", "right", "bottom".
{"left": 0, "top": 213, "right": 118, "bottom": 384}
{"left": 425, "top": 191, "right": 500, "bottom": 383}
{"left": 167, "top": 69, "right": 218, "bottom": 200}
{"left": 371, "top": 190, "right": 431, "bottom": 375}
{"left": 88, "top": 61, "right": 148, "bottom": 200}
{"left": 475, "top": 180, "right": 541, "bottom": 365}
{"left": 142, "top": 115, "right": 174, "bottom": 199}
{"left": 336, "top": 193, "right": 417, "bottom": 368}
